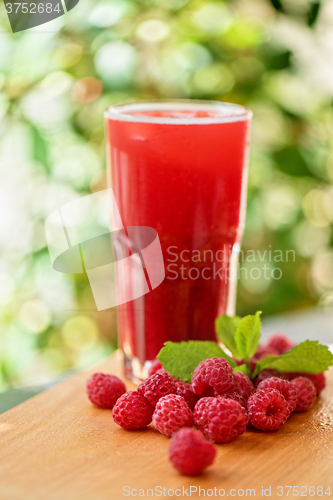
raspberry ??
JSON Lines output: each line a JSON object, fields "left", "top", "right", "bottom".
{"left": 86, "top": 373, "right": 126, "bottom": 409}
{"left": 175, "top": 381, "right": 199, "bottom": 410}
{"left": 265, "top": 333, "right": 295, "bottom": 354}
{"left": 304, "top": 373, "right": 325, "bottom": 395}
{"left": 284, "top": 372, "right": 326, "bottom": 396}
{"left": 148, "top": 359, "right": 163, "bottom": 377}
{"left": 192, "top": 357, "right": 234, "bottom": 396}
{"left": 153, "top": 394, "right": 193, "bottom": 437}
{"left": 255, "top": 369, "right": 284, "bottom": 387}
{"left": 193, "top": 397, "right": 248, "bottom": 443}
{"left": 257, "top": 377, "right": 298, "bottom": 413}
{"left": 291, "top": 377, "right": 317, "bottom": 412}
{"left": 220, "top": 392, "right": 247, "bottom": 409}
{"left": 247, "top": 388, "right": 290, "bottom": 431}
{"left": 233, "top": 371, "right": 255, "bottom": 401}
{"left": 112, "top": 391, "right": 154, "bottom": 429}
{"left": 156, "top": 368, "right": 169, "bottom": 375}
{"left": 169, "top": 428, "right": 216, "bottom": 476}
{"left": 138, "top": 372, "right": 177, "bottom": 407}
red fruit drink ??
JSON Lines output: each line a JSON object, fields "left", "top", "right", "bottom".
{"left": 105, "top": 100, "right": 251, "bottom": 380}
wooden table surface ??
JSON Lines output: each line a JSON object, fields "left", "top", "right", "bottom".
{"left": 0, "top": 350, "right": 332, "bottom": 500}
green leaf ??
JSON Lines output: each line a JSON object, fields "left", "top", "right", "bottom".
{"left": 234, "top": 311, "right": 262, "bottom": 361}
{"left": 30, "top": 123, "right": 51, "bottom": 172}
{"left": 307, "top": 1, "right": 321, "bottom": 27}
{"left": 215, "top": 314, "right": 241, "bottom": 358}
{"left": 269, "top": 0, "right": 284, "bottom": 13}
{"left": 233, "top": 363, "right": 250, "bottom": 377}
{"left": 253, "top": 340, "right": 333, "bottom": 378}
{"left": 157, "top": 340, "right": 236, "bottom": 383}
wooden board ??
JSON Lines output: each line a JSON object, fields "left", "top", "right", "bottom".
{"left": 0, "top": 351, "right": 333, "bottom": 500}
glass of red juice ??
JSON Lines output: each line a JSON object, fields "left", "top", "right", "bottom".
{"left": 104, "top": 100, "right": 252, "bottom": 381}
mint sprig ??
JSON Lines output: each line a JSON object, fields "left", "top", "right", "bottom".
{"left": 157, "top": 311, "right": 333, "bottom": 382}
{"left": 252, "top": 340, "right": 333, "bottom": 377}
{"left": 234, "top": 311, "right": 262, "bottom": 363}
{"left": 215, "top": 315, "right": 241, "bottom": 359}
{"left": 157, "top": 340, "right": 236, "bottom": 382}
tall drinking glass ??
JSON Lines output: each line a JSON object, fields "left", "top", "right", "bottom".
{"left": 105, "top": 100, "right": 252, "bottom": 380}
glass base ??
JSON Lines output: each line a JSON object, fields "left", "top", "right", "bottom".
{"left": 123, "top": 353, "right": 153, "bottom": 383}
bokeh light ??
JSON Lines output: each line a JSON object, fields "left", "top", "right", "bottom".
{"left": 61, "top": 315, "right": 99, "bottom": 351}
{"left": 18, "top": 300, "right": 51, "bottom": 335}
{"left": 136, "top": 19, "right": 170, "bottom": 43}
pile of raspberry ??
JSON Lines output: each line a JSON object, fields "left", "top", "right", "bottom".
{"left": 86, "top": 334, "right": 326, "bottom": 476}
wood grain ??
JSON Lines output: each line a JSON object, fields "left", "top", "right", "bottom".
{"left": 0, "top": 351, "right": 332, "bottom": 500}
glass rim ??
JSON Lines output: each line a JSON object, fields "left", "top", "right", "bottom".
{"left": 104, "top": 99, "right": 252, "bottom": 125}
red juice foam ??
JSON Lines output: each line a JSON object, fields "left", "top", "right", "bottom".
{"left": 105, "top": 101, "right": 251, "bottom": 377}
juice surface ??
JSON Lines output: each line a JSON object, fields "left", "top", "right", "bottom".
{"left": 106, "top": 107, "right": 250, "bottom": 362}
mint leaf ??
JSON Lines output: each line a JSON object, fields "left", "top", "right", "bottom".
{"left": 215, "top": 314, "right": 241, "bottom": 358}
{"left": 157, "top": 340, "right": 236, "bottom": 382}
{"left": 253, "top": 340, "right": 333, "bottom": 377}
{"left": 233, "top": 363, "right": 250, "bottom": 377}
{"left": 234, "top": 311, "right": 262, "bottom": 361}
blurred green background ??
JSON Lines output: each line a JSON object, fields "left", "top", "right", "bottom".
{"left": 0, "top": 0, "right": 333, "bottom": 390}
